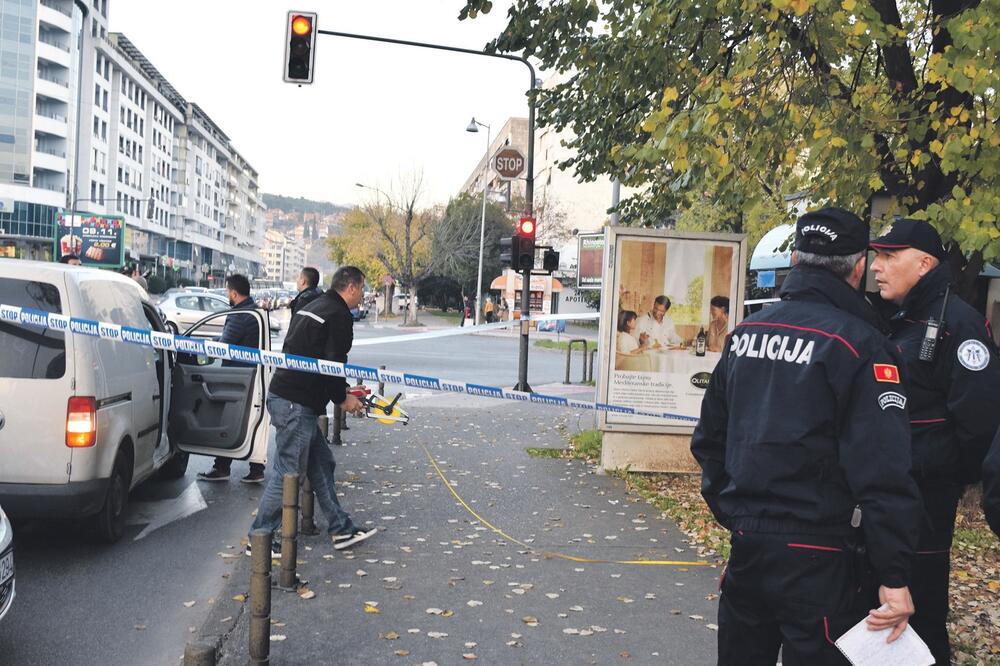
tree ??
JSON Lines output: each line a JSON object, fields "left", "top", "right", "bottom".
{"left": 328, "top": 174, "right": 437, "bottom": 324}
{"left": 430, "top": 193, "right": 516, "bottom": 303}
{"left": 461, "top": 0, "right": 999, "bottom": 291}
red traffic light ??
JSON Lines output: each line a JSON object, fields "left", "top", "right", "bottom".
{"left": 519, "top": 216, "right": 536, "bottom": 237}
{"left": 291, "top": 15, "right": 312, "bottom": 35}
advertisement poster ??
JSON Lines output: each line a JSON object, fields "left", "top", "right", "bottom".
{"left": 598, "top": 228, "right": 746, "bottom": 434}
{"left": 577, "top": 232, "right": 605, "bottom": 290}
{"left": 54, "top": 211, "right": 126, "bottom": 269}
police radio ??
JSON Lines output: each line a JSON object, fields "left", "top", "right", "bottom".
{"left": 919, "top": 285, "right": 950, "bottom": 362}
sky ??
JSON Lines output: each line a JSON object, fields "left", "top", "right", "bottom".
{"left": 108, "top": 0, "right": 526, "bottom": 208}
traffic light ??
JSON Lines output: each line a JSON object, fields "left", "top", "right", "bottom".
{"left": 517, "top": 216, "right": 536, "bottom": 271}
{"left": 542, "top": 249, "right": 560, "bottom": 273}
{"left": 499, "top": 236, "right": 514, "bottom": 266}
{"left": 283, "top": 11, "right": 317, "bottom": 84}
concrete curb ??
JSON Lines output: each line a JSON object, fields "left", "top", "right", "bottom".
{"left": 188, "top": 550, "right": 252, "bottom": 663}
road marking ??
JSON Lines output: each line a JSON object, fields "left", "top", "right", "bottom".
{"left": 420, "top": 444, "right": 711, "bottom": 568}
{"left": 126, "top": 482, "right": 208, "bottom": 541}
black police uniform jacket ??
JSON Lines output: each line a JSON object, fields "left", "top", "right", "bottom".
{"left": 290, "top": 285, "right": 324, "bottom": 316}
{"left": 881, "top": 264, "right": 1000, "bottom": 485}
{"left": 984, "top": 429, "right": 1000, "bottom": 536}
{"left": 268, "top": 289, "right": 353, "bottom": 414}
{"left": 691, "top": 265, "right": 922, "bottom": 588}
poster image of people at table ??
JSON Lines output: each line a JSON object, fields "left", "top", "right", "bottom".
{"left": 602, "top": 231, "right": 745, "bottom": 431}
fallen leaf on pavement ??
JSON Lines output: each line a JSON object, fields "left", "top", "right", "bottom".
{"left": 364, "top": 604, "right": 381, "bottom": 614}
{"left": 134, "top": 624, "right": 146, "bottom": 631}
{"left": 270, "top": 635, "right": 286, "bottom": 642}
{"left": 383, "top": 631, "right": 400, "bottom": 640}
{"left": 299, "top": 589, "right": 316, "bottom": 600}
{"left": 232, "top": 594, "right": 246, "bottom": 603}
{"left": 394, "top": 650, "right": 410, "bottom": 657}
{"left": 183, "top": 601, "right": 196, "bottom": 608}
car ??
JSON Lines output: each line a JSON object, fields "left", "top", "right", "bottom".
{"left": 0, "top": 503, "right": 13, "bottom": 622}
{"left": 158, "top": 291, "right": 232, "bottom": 335}
{"left": 350, "top": 305, "right": 368, "bottom": 321}
{"left": 0, "top": 260, "right": 274, "bottom": 542}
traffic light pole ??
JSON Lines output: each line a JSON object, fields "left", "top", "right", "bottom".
{"left": 315, "top": 27, "right": 535, "bottom": 392}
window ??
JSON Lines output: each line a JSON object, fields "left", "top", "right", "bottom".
{"left": 94, "top": 84, "right": 100, "bottom": 106}
{"left": 176, "top": 296, "right": 201, "bottom": 310}
{"left": 101, "top": 121, "right": 107, "bottom": 141}
{"left": 91, "top": 180, "right": 96, "bottom": 200}
{"left": 99, "top": 184, "right": 105, "bottom": 202}
{"left": 0, "top": 279, "right": 65, "bottom": 379}
{"left": 102, "top": 90, "right": 108, "bottom": 111}
{"left": 95, "top": 55, "right": 102, "bottom": 75}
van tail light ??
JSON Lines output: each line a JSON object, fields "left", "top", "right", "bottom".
{"left": 66, "top": 396, "right": 97, "bottom": 448}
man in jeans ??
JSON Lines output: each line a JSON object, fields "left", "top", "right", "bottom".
{"left": 248, "top": 266, "right": 376, "bottom": 555}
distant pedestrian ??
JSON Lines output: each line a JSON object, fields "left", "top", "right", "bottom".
{"left": 460, "top": 297, "right": 470, "bottom": 327}
{"left": 484, "top": 298, "right": 495, "bottom": 323}
{"left": 248, "top": 266, "right": 376, "bottom": 557}
{"left": 290, "top": 266, "right": 323, "bottom": 315}
{"left": 58, "top": 254, "right": 81, "bottom": 266}
{"left": 198, "top": 274, "right": 266, "bottom": 484}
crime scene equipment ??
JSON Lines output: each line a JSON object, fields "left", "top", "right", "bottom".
{"left": 347, "top": 386, "right": 410, "bottom": 425}
{"left": 919, "top": 285, "right": 949, "bottom": 362}
{"left": 517, "top": 216, "right": 536, "bottom": 270}
{"left": 283, "top": 11, "right": 317, "bottom": 84}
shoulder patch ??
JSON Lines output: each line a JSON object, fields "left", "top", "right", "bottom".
{"left": 873, "top": 363, "right": 900, "bottom": 383}
{"left": 878, "top": 391, "right": 907, "bottom": 410}
{"left": 957, "top": 339, "right": 990, "bottom": 371}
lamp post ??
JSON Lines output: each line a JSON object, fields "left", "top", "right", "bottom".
{"left": 465, "top": 117, "right": 491, "bottom": 326}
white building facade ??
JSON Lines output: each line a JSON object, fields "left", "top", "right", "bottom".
{"left": 262, "top": 228, "right": 306, "bottom": 284}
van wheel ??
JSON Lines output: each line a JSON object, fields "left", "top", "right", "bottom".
{"left": 93, "top": 453, "right": 130, "bottom": 543}
{"left": 159, "top": 451, "right": 189, "bottom": 480}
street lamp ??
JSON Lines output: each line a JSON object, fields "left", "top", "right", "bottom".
{"left": 465, "top": 117, "right": 491, "bottom": 326}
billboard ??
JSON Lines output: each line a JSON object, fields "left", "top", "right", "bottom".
{"left": 597, "top": 227, "right": 747, "bottom": 434}
{"left": 54, "top": 211, "right": 126, "bottom": 268}
{"left": 576, "top": 232, "right": 605, "bottom": 290}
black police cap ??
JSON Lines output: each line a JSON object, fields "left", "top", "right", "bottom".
{"left": 870, "top": 218, "right": 947, "bottom": 260}
{"left": 795, "top": 207, "right": 869, "bottom": 256}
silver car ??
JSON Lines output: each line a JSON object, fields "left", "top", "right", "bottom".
{"left": 0, "top": 502, "right": 15, "bottom": 622}
{"left": 159, "top": 291, "right": 281, "bottom": 336}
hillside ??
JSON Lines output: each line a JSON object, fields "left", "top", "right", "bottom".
{"left": 261, "top": 193, "right": 350, "bottom": 216}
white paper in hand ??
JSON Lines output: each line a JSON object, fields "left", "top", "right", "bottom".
{"left": 834, "top": 606, "right": 934, "bottom": 666}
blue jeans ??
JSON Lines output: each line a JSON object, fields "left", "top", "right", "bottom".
{"left": 250, "top": 394, "right": 354, "bottom": 537}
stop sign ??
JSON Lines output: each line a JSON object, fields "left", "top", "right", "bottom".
{"left": 493, "top": 148, "right": 526, "bottom": 181}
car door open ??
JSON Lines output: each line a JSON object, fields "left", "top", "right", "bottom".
{"left": 168, "top": 308, "right": 271, "bottom": 463}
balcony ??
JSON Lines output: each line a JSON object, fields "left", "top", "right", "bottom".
{"left": 38, "top": 3, "right": 72, "bottom": 32}
{"left": 33, "top": 149, "right": 67, "bottom": 173}
{"left": 40, "top": 0, "right": 72, "bottom": 17}
{"left": 37, "top": 41, "right": 71, "bottom": 68}
{"left": 34, "top": 113, "right": 68, "bottom": 138}
{"left": 36, "top": 77, "right": 69, "bottom": 102}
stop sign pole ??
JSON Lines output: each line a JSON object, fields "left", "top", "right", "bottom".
{"left": 315, "top": 25, "right": 537, "bottom": 392}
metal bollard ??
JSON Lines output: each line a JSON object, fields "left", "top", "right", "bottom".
{"left": 331, "top": 404, "right": 343, "bottom": 445}
{"left": 300, "top": 477, "right": 318, "bottom": 536}
{"left": 182, "top": 641, "right": 216, "bottom": 666}
{"left": 248, "top": 529, "right": 272, "bottom": 666}
{"left": 278, "top": 473, "right": 299, "bottom": 591}
{"left": 586, "top": 348, "right": 597, "bottom": 383}
{"left": 564, "top": 339, "right": 588, "bottom": 384}
{"left": 378, "top": 364, "right": 386, "bottom": 396}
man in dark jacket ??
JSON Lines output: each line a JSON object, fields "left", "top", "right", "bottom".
{"left": 290, "top": 266, "right": 323, "bottom": 315}
{"left": 985, "top": 429, "right": 1000, "bottom": 537}
{"left": 198, "top": 274, "right": 266, "bottom": 483}
{"left": 870, "top": 219, "right": 1000, "bottom": 663}
{"left": 692, "top": 208, "right": 922, "bottom": 665}
{"left": 248, "top": 266, "right": 376, "bottom": 555}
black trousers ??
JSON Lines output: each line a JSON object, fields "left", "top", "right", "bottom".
{"left": 909, "top": 481, "right": 960, "bottom": 665}
{"left": 718, "top": 530, "right": 870, "bottom": 666}
{"left": 213, "top": 457, "right": 264, "bottom": 475}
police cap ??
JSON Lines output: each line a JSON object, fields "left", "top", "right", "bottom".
{"left": 870, "top": 218, "right": 947, "bottom": 260}
{"left": 795, "top": 207, "right": 869, "bottom": 256}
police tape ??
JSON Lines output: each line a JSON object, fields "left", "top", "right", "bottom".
{"left": 0, "top": 304, "right": 697, "bottom": 423}
{"left": 352, "top": 312, "right": 600, "bottom": 347}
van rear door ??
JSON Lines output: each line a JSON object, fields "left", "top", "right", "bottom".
{"left": 0, "top": 273, "right": 74, "bottom": 483}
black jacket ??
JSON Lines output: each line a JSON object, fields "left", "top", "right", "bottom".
{"left": 881, "top": 264, "right": 1000, "bottom": 484}
{"left": 984, "top": 429, "right": 1000, "bottom": 536}
{"left": 290, "top": 286, "right": 323, "bottom": 315}
{"left": 268, "top": 289, "right": 352, "bottom": 413}
{"left": 219, "top": 297, "right": 259, "bottom": 368}
{"left": 691, "top": 265, "right": 922, "bottom": 588}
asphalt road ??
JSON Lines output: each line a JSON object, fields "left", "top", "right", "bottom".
{"left": 0, "top": 312, "right": 592, "bottom": 665}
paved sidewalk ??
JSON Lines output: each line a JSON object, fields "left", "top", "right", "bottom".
{"left": 216, "top": 397, "right": 720, "bottom": 665}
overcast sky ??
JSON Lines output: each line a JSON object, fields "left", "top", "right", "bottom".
{"left": 109, "top": 1, "right": 526, "bottom": 208}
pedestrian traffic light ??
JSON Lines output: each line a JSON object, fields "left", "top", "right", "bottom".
{"left": 499, "top": 236, "right": 514, "bottom": 266}
{"left": 283, "top": 11, "right": 317, "bottom": 84}
{"left": 542, "top": 249, "right": 560, "bottom": 273}
{"left": 517, "top": 216, "right": 536, "bottom": 271}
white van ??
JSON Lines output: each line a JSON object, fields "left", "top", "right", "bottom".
{"left": 0, "top": 260, "right": 272, "bottom": 542}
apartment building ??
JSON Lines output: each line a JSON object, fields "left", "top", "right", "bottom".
{"left": 0, "top": 0, "right": 266, "bottom": 279}
{"left": 262, "top": 228, "right": 306, "bottom": 284}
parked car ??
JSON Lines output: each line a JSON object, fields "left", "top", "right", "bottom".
{"left": 0, "top": 260, "right": 273, "bottom": 542}
{"left": 350, "top": 304, "right": 368, "bottom": 321}
{"left": 0, "top": 503, "right": 13, "bottom": 621}
{"left": 159, "top": 290, "right": 281, "bottom": 337}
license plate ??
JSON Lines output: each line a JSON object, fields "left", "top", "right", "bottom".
{"left": 0, "top": 550, "right": 12, "bottom": 587}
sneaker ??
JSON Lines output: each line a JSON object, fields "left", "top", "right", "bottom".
{"left": 240, "top": 470, "right": 265, "bottom": 484}
{"left": 197, "top": 468, "right": 230, "bottom": 482}
{"left": 332, "top": 528, "right": 377, "bottom": 550}
{"left": 245, "top": 539, "right": 282, "bottom": 559}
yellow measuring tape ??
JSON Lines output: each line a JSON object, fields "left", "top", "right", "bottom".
{"left": 421, "top": 444, "right": 712, "bottom": 568}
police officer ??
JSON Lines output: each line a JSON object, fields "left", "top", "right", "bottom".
{"left": 870, "top": 219, "right": 1000, "bottom": 663}
{"left": 984, "top": 429, "right": 1000, "bottom": 536}
{"left": 692, "top": 208, "right": 922, "bottom": 665}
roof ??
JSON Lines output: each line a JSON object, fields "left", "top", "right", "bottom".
{"left": 109, "top": 34, "right": 187, "bottom": 111}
